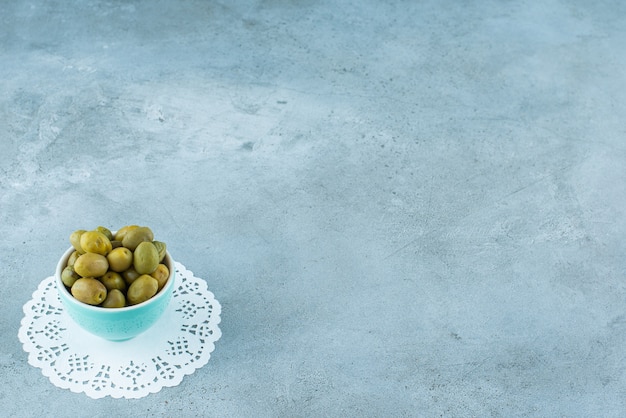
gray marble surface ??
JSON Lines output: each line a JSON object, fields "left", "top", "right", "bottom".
{"left": 3, "top": 1, "right": 626, "bottom": 416}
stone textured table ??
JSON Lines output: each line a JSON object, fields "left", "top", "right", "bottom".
{"left": 3, "top": 1, "right": 626, "bottom": 416}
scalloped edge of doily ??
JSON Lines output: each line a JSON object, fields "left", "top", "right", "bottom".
{"left": 18, "top": 262, "right": 222, "bottom": 399}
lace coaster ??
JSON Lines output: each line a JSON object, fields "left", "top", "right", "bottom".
{"left": 18, "top": 262, "right": 222, "bottom": 399}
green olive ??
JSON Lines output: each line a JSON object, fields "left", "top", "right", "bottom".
{"left": 114, "top": 224, "right": 139, "bottom": 241}
{"left": 107, "top": 247, "right": 133, "bottom": 272}
{"left": 127, "top": 274, "right": 158, "bottom": 305}
{"left": 95, "top": 226, "right": 113, "bottom": 241}
{"left": 69, "top": 230, "right": 86, "bottom": 254}
{"left": 100, "top": 271, "right": 127, "bottom": 292}
{"left": 110, "top": 240, "right": 123, "bottom": 249}
{"left": 80, "top": 230, "right": 112, "bottom": 255}
{"left": 67, "top": 251, "right": 80, "bottom": 267}
{"left": 61, "top": 265, "right": 80, "bottom": 287}
{"left": 101, "top": 289, "right": 126, "bottom": 308}
{"left": 150, "top": 263, "right": 169, "bottom": 291}
{"left": 122, "top": 267, "right": 141, "bottom": 286}
{"left": 71, "top": 277, "right": 107, "bottom": 305}
{"left": 133, "top": 241, "right": 159, "bottom": 274}
{"left": 122, "top": 226, "right": 154, "bottom": 251}
{"left": 153, "top": 241, "right": 167, "bottom": 262}
{"left": 73, "top": 253, "right": 109, "bottom": 277}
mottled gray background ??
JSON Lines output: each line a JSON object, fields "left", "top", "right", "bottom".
{"left": 2, "top": 0, "right": 626, "bottom": 416}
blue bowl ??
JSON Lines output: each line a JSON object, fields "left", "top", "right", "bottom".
{"left": 55, "top": 245, "right": 175, "bottom": 341}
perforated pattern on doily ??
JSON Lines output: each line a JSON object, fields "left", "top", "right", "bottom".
{"left": 18, "top": 262, "right": 221, "bottom": 399}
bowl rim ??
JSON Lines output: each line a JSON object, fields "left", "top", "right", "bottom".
{"left": 55, "top": 245, "right": 175, "bottom": 313}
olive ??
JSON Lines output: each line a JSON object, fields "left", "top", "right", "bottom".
{"left": 101, "top": 289, "right": 126, "bottom": 308}
{"left": 71, "top": 277, "right": 107, "bottom": 305}
{"left": 122, "top": 226, "right": 154, "bottom": 251}
{"left": 150, "top": 263, "right": 169, "bottom": 291}
{"left": 122, "top": 267, "right": 141, "bottom": 286}
{"left": 110, "top": 240, "right": 123, "bottom": 249}
{"left": 114, "top": 225, "right": 139, "bottom": 242}
{"left": 133, "top": 241, "right": 159, "bottom": 274}
{"left": 61, "top": 265, "right": 80, "bottom": 287}
{"left": 100, "top": 271, "right": 127, "bottom": 292}
{"left": 127, "top": 275, "right": 158, "bottom": 305}
{"left": 107, "top": 247, "right": 133, "bottom": 272}
{"left": 67, "top": 251, "right": 80, "bottom": 267}
{"left": 73, "top": 253, "right": 109, "bottom": 277}
{"left": 69, "top": 230, "right": 86, "bottom": 254}
{"left": 95, "top": 226, "right": 113, "bottom": 241}
{"left": 153, "top": 241, "right": 167, "bottom": 263}
{"left": 80, "top": 230, "right": 112, "bottom": 255}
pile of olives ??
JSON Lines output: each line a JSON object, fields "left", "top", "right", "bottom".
{"left": 61, "top": 225, "right": 169, "bottom": 308}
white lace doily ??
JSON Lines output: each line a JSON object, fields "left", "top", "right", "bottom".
{"left": 18, "top": 262, "right": 222, "bottom": 399}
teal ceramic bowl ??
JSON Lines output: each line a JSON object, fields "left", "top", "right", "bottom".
{"left": 55, "top": 245, "right": 175, "bottom": 341}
